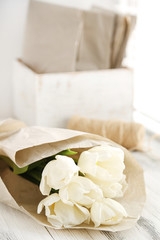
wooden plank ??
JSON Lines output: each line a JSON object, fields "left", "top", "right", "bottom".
{"left": 47, "top": 229, "right": 94, "bottom": 240}
{"left": 0, "top": 203, "right": 53, "bottom": 240}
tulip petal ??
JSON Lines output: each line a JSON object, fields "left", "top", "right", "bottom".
{"left": 40, "top": 155, "right": 79, "bottom": 195}
{"left": 86, "top": 174, "right": 125, "bottom": 198}
{"left": 59, "top": 176, "right": 103, "bottom": 208}
{"left": 78, "top": 151, "right": 98, "bottom": 176}
{"left": 103, "top": 198, "right": 127, "bottom": 217}
{"left": 78, "top": 145, "right": 127, "bottom": 198}
{"left": 37, "top": 193, "right": 90, "bottom": 227}
{"left": 90, "top": 201, "right": 102, "bottom": 227}
{"left": 54, "top": 200, "right": 90, "bottom": 227}
{"left": 91, "top": 198, "right": 127, "bottom": 227}
{"left": 89, "top": 145, "right": 125, "bottom": 181}
{"left": 37, "top": 193, "right": 60, "bottom": 214}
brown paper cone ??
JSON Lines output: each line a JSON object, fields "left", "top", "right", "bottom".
{"left": 0, "top": 119, "right": 145, "bottom": 231}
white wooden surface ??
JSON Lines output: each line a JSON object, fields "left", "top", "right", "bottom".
{"left": 13, "top": 60, "right": 133, "bottom": 128}
{"left": 0, "top": 136, "right": 160, "bottom": 240}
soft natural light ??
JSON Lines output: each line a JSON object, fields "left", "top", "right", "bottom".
{"left": 134, "top": 0, "right": 160, "bottom": 133}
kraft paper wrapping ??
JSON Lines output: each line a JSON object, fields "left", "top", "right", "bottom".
{"left": 22, "top": 1, "right": 136, "bottom": 73}
{"left": 92, "top": 7, "right": 136, "bottom": 68}
{"left": 111, "top": 14, "right": 127, "bottom": 68}
{"left": 22, "top": 1, "right": 82, "bottom": 73}
{"left": 76, "top": 10, "right": 115, "bottom": 71}
{"left": 113, "top": 14, "right": 136, "bottom": 68}
{"left": 0, "top": 119, "right": 145, "bottom": 231}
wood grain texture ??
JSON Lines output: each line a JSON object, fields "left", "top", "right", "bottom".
{"left": 0, "top": 137, "right": 160, "bottom": 239}
{"left": 13, "top": 60, "right": 133, "bottom": 128}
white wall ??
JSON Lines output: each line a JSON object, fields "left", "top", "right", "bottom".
{"left": 0, "top": 0, "right": 29, "bottom": 118}
{"left": 133, "top": 0, "right": 160, "bottom": 133}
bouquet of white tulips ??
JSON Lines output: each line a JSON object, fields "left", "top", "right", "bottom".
{"left": 0, "top": 119, "right": 146, "bottom": 231}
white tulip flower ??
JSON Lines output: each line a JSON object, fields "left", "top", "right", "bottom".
{"left": 59, "top": 176, "right": 103, "bottom": 208}
{"left": 37, "top": 193, "right": 90, "bottom": 228}
{"left": 40, "top": 155, "right": 79, "bottom": 195}
{"left": 91, "top": 198, "right": 127, "bottom": 227}
{"left": 78, "top": 145, "right": 127, "bottom": 198}
{"left": 88, "top": 175, "right": 128, "bottom": 198}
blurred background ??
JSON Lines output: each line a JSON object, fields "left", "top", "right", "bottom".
{"left": 0, "top": 0, "right": 160, "bottom": 134}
